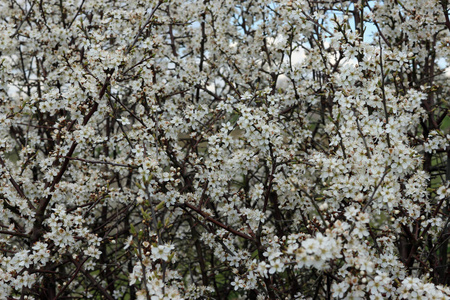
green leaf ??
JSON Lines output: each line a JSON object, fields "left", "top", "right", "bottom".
{"left": 130, "top": 224, "right": 136, "bottom": 235}
{"left": 440, "top": 115, "right": 450, "bottom": 133}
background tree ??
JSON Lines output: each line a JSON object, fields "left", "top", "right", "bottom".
{"left": 0, "top": 0, "right": 449, "bottom": 299}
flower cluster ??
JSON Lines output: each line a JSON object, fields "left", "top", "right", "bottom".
{"left": 0, "top": 0, "right": 449, "bottom": 299}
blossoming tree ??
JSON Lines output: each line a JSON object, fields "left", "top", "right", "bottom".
{"left": 0, "top": 0, "right": 449, "bottom": 299}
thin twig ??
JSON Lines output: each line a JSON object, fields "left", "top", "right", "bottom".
{"left": 10, "top": 2, "right": 36, "bottom": 38}
{"left": 59, "top": 156, "right": 137, "bottom": 168}
{"left": 184, "top": 202, "right": 253, "bottom": 241}
{"left": 378, "top": 37, "right": 391, "bottom": 148}
{"left": 349, "top": 166, "right": 390, "bottom": 234}
{"left": 353, "top": 110, "right": 372, "bottom": 159}
{"left": 68, "top": 0, "right": 86, "bottom": 29}
{"left": 125, "top": 1, "right": 163, "bottom": 55}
